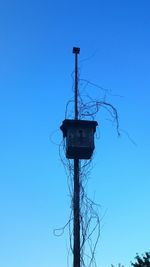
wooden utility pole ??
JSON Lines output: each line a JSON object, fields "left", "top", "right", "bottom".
{"left": 73, "top": 47, "right": 80, "bottom": 267}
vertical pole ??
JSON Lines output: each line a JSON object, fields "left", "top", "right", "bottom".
{"left": 73, "top": 47, "right": 80, "bottom": 267}
{"left": 73, "top": 158, "right": 80, "bottom": 267}
{"left": 74, "top": 50, "right": 78, "bottom": 120}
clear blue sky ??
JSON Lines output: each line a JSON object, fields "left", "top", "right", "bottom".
{"left": 0, "top": 0, "right": 150, "bottom": 267}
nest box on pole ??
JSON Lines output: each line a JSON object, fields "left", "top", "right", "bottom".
{"left": 60, "top": 119, "right": 98, "bottom": 159}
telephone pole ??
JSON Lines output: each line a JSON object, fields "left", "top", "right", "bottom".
{"left": 73, "top": 47, "right": 80, "bottom": 267}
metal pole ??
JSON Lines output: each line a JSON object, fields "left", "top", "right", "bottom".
{"left": 73, "top": 47, "right": 80, "bottom": 267}
{"left": 73, "top": 158, "right": 80, "bottom": 267}
{"left": 74, "top": 50, "right": 78, "bottom": 120}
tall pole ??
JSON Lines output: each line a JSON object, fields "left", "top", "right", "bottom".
{"left": 73, "top": 47, "right": 80, "bottom": 267}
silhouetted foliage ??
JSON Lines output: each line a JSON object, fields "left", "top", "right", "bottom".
{"left": 131, "top": 252, "right": 150, "bottom": 267}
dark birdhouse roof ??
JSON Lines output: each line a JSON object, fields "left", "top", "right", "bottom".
{"left": 60, "top": 119, "right": 98, "bottom": 138}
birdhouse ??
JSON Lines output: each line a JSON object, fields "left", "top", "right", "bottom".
{"left": 60, "top": 119, "right": 98, "bottom": 159}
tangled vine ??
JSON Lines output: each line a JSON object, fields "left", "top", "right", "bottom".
{"left": 54, "top": 73, "right": 120, "bottom": 267}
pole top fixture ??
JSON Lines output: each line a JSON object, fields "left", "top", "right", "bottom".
{"left": 73, "top": 47, "right": 80, "bottom": 54}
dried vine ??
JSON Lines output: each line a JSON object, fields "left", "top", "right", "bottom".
{"left": 54, "top": 75, "right": 120, "bottom": 267}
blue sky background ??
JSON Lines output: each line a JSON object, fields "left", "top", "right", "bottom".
{"left": 0, "top": 0, "right": 150, "bottom": 266}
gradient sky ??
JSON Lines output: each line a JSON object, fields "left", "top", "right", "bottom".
{"left": 0, "top": 1, "right": 150, "bottom": 267}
